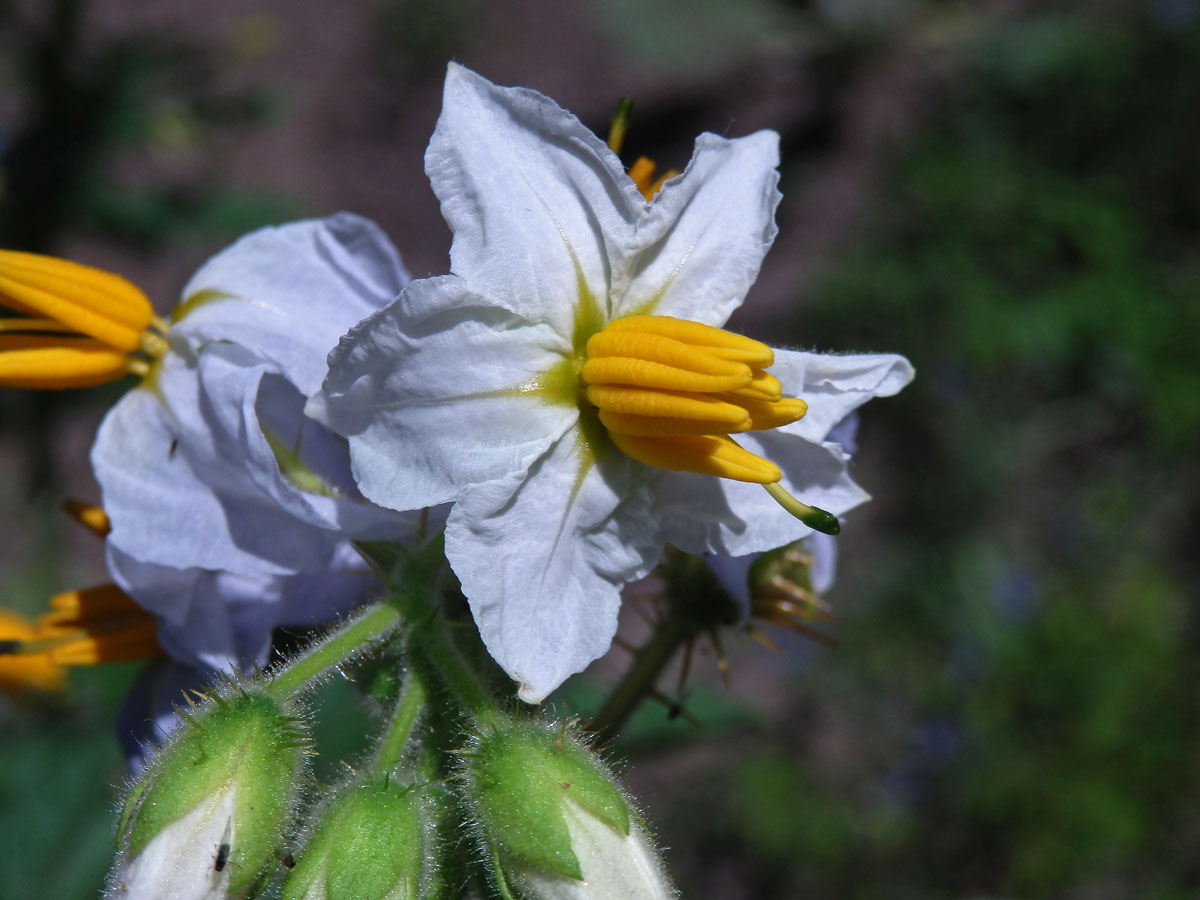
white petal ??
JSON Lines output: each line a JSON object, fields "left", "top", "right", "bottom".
{"left": 426, "top": 64, "right": 642, "bottom": 335}
{"left": 95, "top": 346, "right": 410, "bottom": 578}
{"left": 446, "top": 434, "right": 660, "bottom": 703}
{"left": 109, "top": 787, "right": 235, "bottom": 900}
{"left": 614, "top": 131, "right": 781, "bottom": 326}
{"left": 173, "top": 213, "right": 409, "bottom": 396}
{"left": 312, "top": 276, "right": 579, "bottom": 511}
{"left": 107, "top": 544, "right": 378, "bottom": 673}
{"left": 518, "top": 799, "right": 675, "bottom": 900}
{"left": 808, "top": 532, "right": 838, "bottom": 594}
{"left": 770, "top": 349, "right": 914, "bottom": 443}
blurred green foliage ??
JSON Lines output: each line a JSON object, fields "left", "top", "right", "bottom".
{"left": 659, "top": 12, "right": 1200, "bottom": 900}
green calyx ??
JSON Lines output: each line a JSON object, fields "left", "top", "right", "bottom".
{"left": 120, "top": 689, "right": 307, "bottom": 895}
{"left": 283, "top": 779, "right": 428, "bottom": 900}
{"left": 467, "top": 722, "right": 631, "bottom": 882}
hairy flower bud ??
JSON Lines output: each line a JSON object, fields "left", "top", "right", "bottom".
{"left": 108, "top": 689, "right": 308, "bottom": 900}
{"left": 281, "top": 778, "right": 434, "bottom": 900}
{"left": 463, "top": 722, "right": 675, "bottom": 899}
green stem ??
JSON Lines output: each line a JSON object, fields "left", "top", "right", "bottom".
{"left": 410, "top": 620, "right": 500, "bottom": 728}
{"left": 372, "top": 666, "right": 428, "bottom": 777}
{"left": 264, "top": 601, "right": 402, "bottom": 700}
{"left": 587, "top": 610, "right": 692, "bottom": 745}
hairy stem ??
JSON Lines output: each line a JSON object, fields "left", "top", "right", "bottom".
{"left": 264, "top": 601, "right": 402, "bottom": 700}
{"left": 372, "top": 666, "right": 429, "bottom": 776}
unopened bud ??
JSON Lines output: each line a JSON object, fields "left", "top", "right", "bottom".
{"left": 109, "top": 689, "right": 308, "bottom": 900}
{"left": 464, "top": 722, "right": 675, "bottom": 899}
{"left": 281, "top": 778, "right": 434, "bottom": 900}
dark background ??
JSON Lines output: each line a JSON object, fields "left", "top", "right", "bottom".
{"left": 2, "top": 0, "right": 1199, "bottom": 897}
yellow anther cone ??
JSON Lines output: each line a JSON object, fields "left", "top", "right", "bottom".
{"left": 586, "top": 384, "right": 751, "bottom": 427}
{"left": 0, "top": 250, "right": 154, "bottom": 351}
{"left": 610, "top": 433, "right": 781, "bottom": 484}
{"left": 36, "top": 584, "right": 161, "bottom": 665}
{"left": 603, "top": 316, "right": 774, "bottom": 367}
{"left": 0, "top": 334, "right": 135, "bottom": 388}
{"left": 0, "top": 610, "right": 65, "bottom": 693}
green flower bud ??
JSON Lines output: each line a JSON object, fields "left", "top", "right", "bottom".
{"left": 281, "top": 778, "right": 434, "bottom": 900}
{"left": 109, "top": 690, "right": 308, "bottom": 900}
{"left": 464, "top": 722, "right": 675, "bottom": 899}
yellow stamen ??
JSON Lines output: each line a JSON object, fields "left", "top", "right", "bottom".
{"left": 35, "top": 584, "right": 161, "bottom": 665}
{"left": 728, "top": 370, "right": 782, "bottom": 402}
{"left": 598, "top": 410, "right": 754, "bottom": 437}
{"left": 63, "top": 499, "right": 112, "bottom": 537}
{"left": 627, "top": 157, "right": 681, "bottom": 201}
{"left": 0, "top": 610, "right": 65, "bottom": 693}
{"left": 602, "top": 315, "right": 775, "bottom": 367}
{"left": 582, "top": 357, "right": 751, "bottom": 394}
{"left": 736, "top": 396, "right": 808, "bottom": 431}
{"left": 586, "top": 384, "right": 751, "bottom": 427}
{"left": 580, "top": 314, "right": 841, "bottom": 533}
{"left": 0, "top": 335, "right": 138, "bottom": 388}
{"left": 0, "top": 250, "right": 168, "bottom": 389}
{"left": 610, "top": 433, "right": 781, "bottom": 483}
{"left": 0, "top": 250, "right": 154, "bottom": 351}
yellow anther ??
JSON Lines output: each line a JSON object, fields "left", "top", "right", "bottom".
{"left": 581, "top": 357, "right": 751, "bottom": 394}
{"left": 36, "top": 584, "right": 161, "bottom": 665}
{"left": 728, "top": 370, "right": 783, "bottom": 402}
{"left": 610, "top": 433, "right": 782, "bottom": 484}
{"left": 586, "top": 384, "right": 751, "bottom": 427}
{"left": 0, "top": 609, "right": 65, "bottom": 693}
{"left": 62, "top": 499, "right": 111, "bottom": 537}
{"left": 599, "top": 410, "right": 755, "bottom": 437}
{"left": 0, "top": 335, "right": 135, "bottom": 389}
{"left": 580, "top": 313, "right": 837, "bottom": 530}
{"left": 586, "top": 330, "right": 752, "bottom": 378}
{"left": 736, "top": 396, "right": 808, "bottom": 431}
{"left": 604, "top": 316, "right": 774, "bottom": 367}
{"left": 0, "top": 250, "right": 154, "bottom": 351}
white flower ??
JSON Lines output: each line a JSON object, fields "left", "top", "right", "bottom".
{"left": 312, "top": 65, "right": 913, "bottom": 702}
{"left": 91, "top": 214, "right": 419, "bottom": 671}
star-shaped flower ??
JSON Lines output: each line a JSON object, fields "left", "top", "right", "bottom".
{"left": 89, "top": 214, "right": 420, "bottom": 669}
{"left": 313, "top": 65, "right": 913, "bottom": 702}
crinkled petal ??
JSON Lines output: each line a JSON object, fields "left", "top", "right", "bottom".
{"left": 107, "top": 543, "right": 378, "bottom": 673}
{"left": 95, "top": 346, "right": 411, "bottom": 577}
{"left": 446, "top": 434, "right": 660, "bottom": 702}
{"left": 173, "top": 213, "right": 409, "bottom": 396}
{"left": 769, "top": 349, "right": 914, "bottom": 443}
{"left": 425, "top": 64, "right": 642, "bottom": 335}
{"left": 655, "top": 349, "right": 911, "bottom": 555}
{"left": 615, "top": 131, "right": 781, "bottom": 326}
{"left": 311, "top": 276, "right": 579, "bottom": 511}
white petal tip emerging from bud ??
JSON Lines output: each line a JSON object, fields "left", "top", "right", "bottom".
{"left": 108, "top": 788, "right": 236, "bottom": 900}
{"left": 519, "top": 799, "right": 675, "bottom": 900}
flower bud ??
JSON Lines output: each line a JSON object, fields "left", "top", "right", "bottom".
{"left": 109, "top": 689, "right": 308, "bottom": 900}
{"left": 464, "top": 722, "right": 675, "bottom": 899}
{"left": 281, "top": 778, "right": 434, "bottom": 900}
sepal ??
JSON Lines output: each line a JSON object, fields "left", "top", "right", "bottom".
{"left": 463, "top": 720, "right": 675, "bottom": 899}
{"left": 109, "top": 688, "right": 309, "bottom": 899}
{"left": 281, "top": 777, "right": 436, "bottom": 900}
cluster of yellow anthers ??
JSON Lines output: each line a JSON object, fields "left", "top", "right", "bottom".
{"left": 583, "top": 316, "right": 807, "bottom": 483}
{"left": 0, "top": 250, "right": 168, "bottom": 389}
{"left": 0, "top": 504, "right": 159, "bottom": 695}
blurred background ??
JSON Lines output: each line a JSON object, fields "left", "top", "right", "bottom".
{"left": 2, "top": 0, "right": 1199, "bottom": 897}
